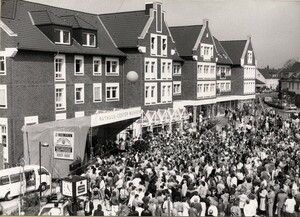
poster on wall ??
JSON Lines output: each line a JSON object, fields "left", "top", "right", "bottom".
{"left": 53, "top": 131, "right": 74, "bottom": 160}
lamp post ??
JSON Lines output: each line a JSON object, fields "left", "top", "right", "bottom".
{"left": 39, "top": 142, "right": 49, "bottom": 199}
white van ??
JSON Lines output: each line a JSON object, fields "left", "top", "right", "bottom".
{"left": 0, "top": 165, "right": 51, "bottom": 201}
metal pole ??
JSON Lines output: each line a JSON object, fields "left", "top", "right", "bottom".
{"left": 39, "top": 141, "right": 41, "bottom": 199}
{"left": 73, "top": 196, "right": 77, "bottom": 216}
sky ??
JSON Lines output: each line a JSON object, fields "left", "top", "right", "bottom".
{"left": 26, "top": 0, "right": 300, "bottom": 69}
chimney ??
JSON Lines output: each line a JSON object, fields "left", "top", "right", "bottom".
{"left": 203, "top": 19, "right": 209, "bottom": 27}
{"left": 145, "top": 2, "right": 154, "bottom": 15}
{"left": 247, "top": 35, "right": 251, "bottom": 41}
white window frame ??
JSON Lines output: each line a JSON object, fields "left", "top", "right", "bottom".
{"left": 161, "top": 35, "right": 167, "bottom": 56}
{"left": 144, "top": 82, "right": 157, "bottom": 105}
{"left": 150, "top": 34, "right": 157, "bottom": 56}
{"left": 197, "top": 62, "right": 216, "bottom": 80}
{"left": 161, "top": 82, "right": 172, "bottom": 103}
{"left": 105, "top": 58, "right": 119, "bottom": 76}
{"left": 173, "top": 63, "right": 181, "bottom": 76}
{"left": 24, "top": 116, "right": 39, "bottom": 126}
{"left": 74, "top": 83, "right": 85, "bottom": 104}
{"left": 54, "top": 54, "right": 66, "bottom": 81}
{"left": 93, "top": 57, "right": 102, "bottom": 76}
{"left": 0, "top": 56, "right": 6, "bottom": 75}
{"left": 74, "top": 55, "right": 84, "bottom": 75}
{"left": 55, "top": 29, "right": 71, "bottom": 45}
{"left": 55, "top": 84, "right": 66, "bottom": 111}
{"left": 161, "top": 59, "right": 172, "bottom": 80}
{"left": 82, "top": 33, "right": 96, "bottom": 47}
{"left": 106, "top": 83, "right": 119, "bottom": 102}
{"left": 197, "top": 81, "right": 216, "bottom": 99}
{"left": 200, "top": 43, "right": 213, "bottom": 61}
{"left": 173, "top": 81, "right": 181, "bottom": 95}
{"left": 0, "top": 117, "right": 8, "bottom": 164}
{"left": 55, "top": 113, "right": 67, "bottom": 121}
{"left": 0, "top": 85, "right": 7, "bottom": 109}
{"left": 75, "top": 111, "right": 85, "bottom": 118}
{"left": 145, "top": 58, "right": 157, "bottom": 80}
{"left": 93, "top": 83, "right": 102, "bottom": 103}
{"left": 247, "top": 51, "right": 253, "bottom": 64}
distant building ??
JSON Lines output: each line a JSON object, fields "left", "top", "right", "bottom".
{"left": 256, "top": 67, "right": 279, "bottom": 90}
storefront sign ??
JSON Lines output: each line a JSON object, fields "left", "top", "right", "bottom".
{"left": 53, "top": 131, "right": 74, "bottom": 160}
{"left": 91, "top": 107, "right": 142, "bottom": 127}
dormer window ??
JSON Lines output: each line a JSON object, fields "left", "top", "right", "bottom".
{"left": 55, "top": 29, "right": 70, "bottom": 45}
{"left": 83, "top": 33, "right": 96, "bottom": 47}
{"left": 247, "top": 51, "right": 253, "bottom": 64}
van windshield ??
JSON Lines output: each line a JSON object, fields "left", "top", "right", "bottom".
{"left": 0, "top": 176, "right": 9, "bottom": 186}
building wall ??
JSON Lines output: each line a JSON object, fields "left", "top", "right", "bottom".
{"left": 231, "top": 67, "right": 244, "bottom": 95}
{"left": 181, "top": 60, "right": 197, "bottom": 100}
{"left": 2, "top": 50, "right": 124, "bottom": 164}
{"left": 265, "top": 79, "right": 279, "bottom": 90}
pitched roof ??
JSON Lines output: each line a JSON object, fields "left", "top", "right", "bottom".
{"left": 220, "top": 40, "right": 247, "bottom": 65}
{"left": 99, "top": 11, "right": 150, "bottom": 48}
{"left": 61, "top": 15, "right": 96, "bottom": 30}
{"left": 255, "top": 79, "right": 265, "bottom": 85}
{"left": 257, "top": 68, "right": 279, "bottom": 79}
{"left": 213, "top": 37, "right": 233, "bottom": 65}
{"left": 30, "top": 10, "right": 72, "bottom": 26}
{"left": 169, "top": 25, "right": 203, "bottom": 57}
{"left": 1, "top": 0, "right": 125, "bottom": 57}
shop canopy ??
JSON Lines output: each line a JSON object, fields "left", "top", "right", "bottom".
{"left": 22, "top": 107, "right": 141, "bottom": 178}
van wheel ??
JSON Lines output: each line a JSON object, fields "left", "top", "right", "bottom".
{"left": 4, "top": 192, "right": 12, "bottom": 201}
{"left": 39, "top": 183, "right": 47, "bottom": 192}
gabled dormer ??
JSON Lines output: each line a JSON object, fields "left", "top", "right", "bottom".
{"left": 241, "top": 36, "right": 256, "bottom": 67}
{"left": 29, "top": 10, "right": 72, "bottom": 45}
{"left": 61, "top": 15, "right": 97, "bottom": 47}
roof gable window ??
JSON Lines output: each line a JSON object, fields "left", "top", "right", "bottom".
{"left": 247, "top": 50, "right": 253, "bottom": 64}
{"left": 82, "top": 33, "right": 96, "bottom": 47}
{"left": 54, "top": 29, "right": 71, "bottom": 45}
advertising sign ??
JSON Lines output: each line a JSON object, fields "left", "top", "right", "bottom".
{"left": 53, "top": 131, "right": 74, "bottom": 160}
{"left": 75, "top": 178, "right": 87, "bottom": 197}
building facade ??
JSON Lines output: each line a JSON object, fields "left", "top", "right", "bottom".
{"left": 0, "top": 0, "right": 257, "bottom": 168}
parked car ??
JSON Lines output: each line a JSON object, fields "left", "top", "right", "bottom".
{"left": 288, "top": 104, "right": 297, "bottom": 110}
{"left": 38, "top": 198, "right": 70, "bottom": 216}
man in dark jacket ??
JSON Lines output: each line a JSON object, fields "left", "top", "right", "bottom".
{"left": 141, "top": 204, "right": 152, "bottom": 216}
{"left": 83, "top": 197, "right": 94, "bottom": 216}
{"left": 128, "top": 206, "right": 139, "bottom": 216}
{"left": 93, "top": 204, "right": 104, "bottom": 216}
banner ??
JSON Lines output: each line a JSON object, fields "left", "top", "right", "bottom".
{"left": 53, "top": 131, "right": 74, "bottom": 160}
{"left": 91, "top": 107, "right": 142, "bottom": 127}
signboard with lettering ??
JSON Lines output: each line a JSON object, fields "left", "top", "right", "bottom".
{"left": 91, "top": 107, "right": 142, "bottom": 127}
{"left": 53, "top": 131, "right": 74, "bottom": 160}
{"left": 75, "top": 178, "right": 87, "bottom": 197}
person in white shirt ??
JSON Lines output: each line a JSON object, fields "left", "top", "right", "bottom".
{"left": 284, "top": 193, "right": 296, "bottom": 217}
{"left": 49, "top": 203, "right": 61, "bottom": 216}
{"left": 207, "top": 204, "right": 218, "bottom": 216}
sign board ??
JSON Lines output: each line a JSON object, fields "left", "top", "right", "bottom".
{"left": 53, "top": 131, "right": 74, "bottom": 160}
{"left": 91, "top": 107, "right": 141, "bottom": 127}
{"left": 75, "top": 179, "right": 88, "bottom": 197}
{"left": 61, "top": 176, "right": 88, "bottom": 197}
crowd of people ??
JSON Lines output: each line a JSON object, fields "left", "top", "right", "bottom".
{"left": 72, "top": 100, "right": 300, "bottom": 217}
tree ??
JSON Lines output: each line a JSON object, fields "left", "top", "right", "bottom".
{"left": 283, "top": 58, "right": 298, "bottom": 69}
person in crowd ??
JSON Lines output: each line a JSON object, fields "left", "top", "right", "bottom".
{"left": 83, "top": 197, "right": 94, "bottom": 216}
{"left": 93, "top": 204, "right": 104, "bottom": 216}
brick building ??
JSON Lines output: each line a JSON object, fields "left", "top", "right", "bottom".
{"left": 0, "top": 0, "right": 257, "bottom": 168}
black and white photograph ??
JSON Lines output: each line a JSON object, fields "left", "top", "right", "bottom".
{"left": 0, "top": 0, "right": 300, "bottom": 216}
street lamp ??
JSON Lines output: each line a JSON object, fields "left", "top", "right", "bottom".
{"left": 39, "top": 142, "right": 49, "bottom": 199}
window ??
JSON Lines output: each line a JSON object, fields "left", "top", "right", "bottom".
{"left": 106, "top": 83, "right": 119, "bottom": 101}
{"left": 105, "top": 58, "right": 119, "bottom": 75}
{"left": 55, "top": 113, "right": 66, "bottom": 121}
{"left": 204, "top": 66, "right": 209, "bottom": 74}
{"left": 247, "top": 51, "right": 253, "bottom": 64}
{"left": 93, "top": 57, "right": 101, "bottom": 76}
{"left": 145, "top": 83, "right": 157, "bottom": 105}
{"left": 150, "top": 34, "right": 157, "bottom": 55}
{"left": 200, "top": 43, "right": 213, "bottom": 60}
{"left": 161, "top": 36, "right": 167, "bottom": 56}
{"left": 93, "top": 83, "right": 102, "bottom": 102}
{"left": 161, "top": 59, "right": 172, "bottom": 80}
{"left": 55, "top": 29, "right": 70, "bottom": 45}
{"left": 145, "top": 58, "right": 157, "bottom": 80}
{"left": 55, "top": 84, "right": 66, "bottom": 111}
{"left": 83, "top": 33, "right": 96, "bottom": 47}
{"left": 211, "top": 66, "right": 215, "bottom": 75}
{"left": 197, "top": 84, "right": 203, "bottom": 93}
{"left": 173, "top": 63, "right": 181, "bottom": 75}
{"left": 10, "top": 173, "right": 21, "bottom": 183}
{"left": 0, "top": 85, "right": 7, "bottom": 109}
{"left": 0, "top": 175, "right": 9, "bottom": 186}
{"left": 220, "top": 67, "right": 225, "bottom": 79}
{"left": 0, "top": 56, "right": 5, "bottom": 75}
{"left": 74, "top": 56, "right": 84, "bottom": 75}
{"left": 161, "top": 82, "right": 172, "bottom": 103}
{"left": 54, "top": 54, "right": 66, "bottom": 81}
{"left": 173, "top": 81, "right": 181, "bottom": 95}
{"left": 74, "top": 83, "right": 84, "bottom": 104}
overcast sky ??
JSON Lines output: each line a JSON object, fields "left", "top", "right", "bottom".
{"left": 26, "top": 0, "right": 300, "bottom": 69}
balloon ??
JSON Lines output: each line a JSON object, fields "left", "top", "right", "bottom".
{"left": 126, "top": 71, "right": 139, "bottom": 82}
